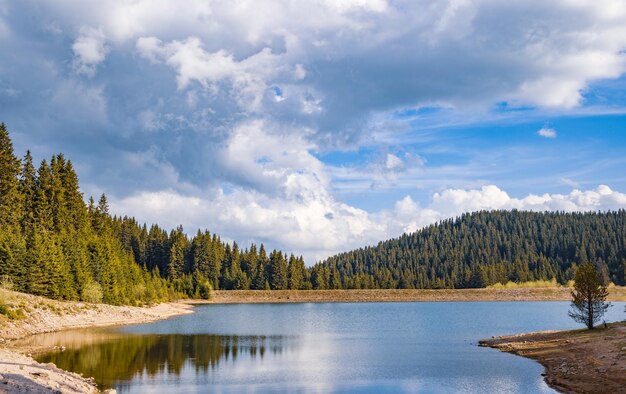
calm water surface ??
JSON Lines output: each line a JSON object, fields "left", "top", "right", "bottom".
{"left": 34, "top": 301, "right": 626, "bottom": 393}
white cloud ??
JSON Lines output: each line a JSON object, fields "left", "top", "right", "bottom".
{"left": 537, "top": 127, "right": 557, "bottom": 138}
{"left": 136, "top": 36, "right": 287, "bottom": 111}
{"left": 27, "top": 0, "right": 626, "bottom": 117}
{"left": 430, "top": 184, "right": 626, "bottom": 215}
{"left": 385, "top": 153, "right": 403, "bottom": 171}
{"left": 72, "top": 26, "right": 109, "bottom": 76}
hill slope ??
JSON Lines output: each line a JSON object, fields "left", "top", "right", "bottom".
{"left": 311, "top": 210, "right": 626, "bottom": 289}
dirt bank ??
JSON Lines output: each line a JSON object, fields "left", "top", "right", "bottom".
{"left": 480, "top": 322, "right": 626, "bottom": 394}
{"left": 0, "top": 290, "right": 193, "bottom": 341}
{"left": 0, "top": 290, "right": 193, "bottom": 393}
{"left": 197, "top": 287, "right": 626, "bottom": 304}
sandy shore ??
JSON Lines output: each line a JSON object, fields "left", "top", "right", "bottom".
{"left": 480, "top": 322, "right": 626, "bottom": 394}
{"left": 197, "top": 287, "right": 626, "bottom": 304}
{"left": 0, "top": 290, "right": 193, "bottom": 393}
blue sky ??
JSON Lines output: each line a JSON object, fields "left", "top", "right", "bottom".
{"left": 2, "top": 0, "right": 626, "bottom": 263}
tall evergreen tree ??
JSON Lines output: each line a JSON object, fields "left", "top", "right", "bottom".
{"left": 568, "top": 262, "right": 611, "bottom": 329}
{"left": 0, "top": 123, "right": 22, "bottom": 229}
{"left": 167, "top": 226, "right": 188, "bottom": 279}
{"left": 269, "top": 250, "right": 288, "bottom": 290}
{"left": 0, "top": 123, "right": 24, "bottom": 280}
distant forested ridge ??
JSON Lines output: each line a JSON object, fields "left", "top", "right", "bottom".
{"left": 2, "top": 123, "right": 625, "bottom": 304}
{"left": 312, "top": 210, "right": 626, "bottom": 289}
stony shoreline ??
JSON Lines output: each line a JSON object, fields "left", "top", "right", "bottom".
{"left": 480, "top": 322, "right": 626, "bottom": 394}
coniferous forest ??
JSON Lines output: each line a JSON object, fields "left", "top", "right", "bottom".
{"left": 315, "top": 210, "right": 626, "bottom": 289}
{"left": 1, "top": 122, "right": 625, "bottom": 305}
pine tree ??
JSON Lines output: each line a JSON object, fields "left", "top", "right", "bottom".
{"left": 19, "top": 150, "right": 37, "bottom": 234}
{"left": 288, "top": 255, "right": 304, "bottom": 290}
{"left": 269, "top": 250, "right": 288, "bottom": 290}
{"left": 0, "top": 123, "right": 22, "bottom": 229}
{"left": 167, "top": 226, "right": 188, "bottom": 279}
{"left": 568, "top": 262, "right": 611, "bottom": 329}
{"left": 0, "top": 123, "right": 24, "bottom": 280}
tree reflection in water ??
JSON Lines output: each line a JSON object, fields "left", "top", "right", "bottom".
{"left": 36, "top": 334, "right": 289, "bottom": 390}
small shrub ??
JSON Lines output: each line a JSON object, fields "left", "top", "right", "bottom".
{"left": 0, "top": 303, "right": 25, "bottom": 320}
{"left": 197, "top": 281, "right": 213, "bottom": 300}
{"left": 0, "top": 275, "right": 14, "bottom": 291}
{"left": 81, "top": 281, "right": 103, "bottom": 304}
{"left": 488, "top": 279, "right": 560, "bottom": 289}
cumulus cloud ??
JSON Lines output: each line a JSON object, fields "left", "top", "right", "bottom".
{"left": 136, "top": 36, "right": 290, "bottom": 111}
{"left": 10, "top": 0, "right": 626, "bottom": 145}
{"left": 537, "top": 127, "right": 557, "bottom": 138}
{"left": 72, "top": 26, "right": 109, "bottom": 76}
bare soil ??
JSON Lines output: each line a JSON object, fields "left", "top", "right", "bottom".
{"left": 480, "top": 322, "right": 626, "bottom": 394}
{"left": 199, "top": 287, "right": 626, "bottom": 304}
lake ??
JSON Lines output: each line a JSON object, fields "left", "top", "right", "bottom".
{"left": 34, "top": 301, "right": 626, "bottom": 393}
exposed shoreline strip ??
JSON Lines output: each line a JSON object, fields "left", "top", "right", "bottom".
{"left": 199, "top": 287, "right": 626, "bottom": 304}
{"left": 480, "top": 322, "right": 626, "bottom": 394}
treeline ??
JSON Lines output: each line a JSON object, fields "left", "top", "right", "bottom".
{"left": 3, "top": 122, "right": 626, "bottom": 301}
{"left": 112, "top": 219, "right": 311, "bottom": 293}
{"left": 0, "top": 123, "right": 308, "bottom": 305}
{"left": 313, "top": 210, "right": 626, "bottom": 289}
{"left": 0, "top": 123, "right": 172, "bottom": 304}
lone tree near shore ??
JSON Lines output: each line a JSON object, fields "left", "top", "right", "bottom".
{"left": 568, "top": 262, "right": 611, "bottom": 329}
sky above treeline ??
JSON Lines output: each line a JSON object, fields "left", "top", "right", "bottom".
{"left": 2, "top": 0, "right": 626, "bottom": 263}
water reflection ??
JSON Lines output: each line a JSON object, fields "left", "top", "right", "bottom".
{"left": 24, "top": 302, "right": 626, "bottom": 393}
{"left": 34, "top": 332, "right": 290, "bottom": 390}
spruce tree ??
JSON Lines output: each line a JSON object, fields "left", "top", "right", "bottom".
{"left": 568, "top": 262, "right": 611, "bottom": 329}
{"left": 167, "top": 226, "right": 188, "bottom": 279}
{"left": 0, "top": 123, "right": 22, "bottom": 229}
{"left": 19, "top": 150, "right": 37, "bottom": 234}
{"left": 269, "top": 250, "right": 288, "bottom": 290}
{"left": 0, "top": 123, "right": 24, "bottom": 280}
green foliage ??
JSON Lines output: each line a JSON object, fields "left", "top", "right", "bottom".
{"left": 0, "top": 303, "right": 25, "bottom": 320}
{"left": 488, "top": 279, "right": 560, "bottom": 289}
{"left": 81, "top": 280, "right": 104, "bottom": 303}
{"left": 0, "top": 291, "right": 25, "bottom": 320}
{"left": 316, "top": 210, "right": 626, "bottom": 289}
{"left": 0, "top": 275, "right": 14, "bottom": 291}
{"left": 196, "top": 279, "right": 213, "bottom": 300}
{"left": 269, "top": 250, "right": 288, "bottom": 290}
{"left": 0, "top": 123, "right": 172, "bottom": 305}
{"left": 3, "top": 121, "right": 626, "bottom": 301}
{"left": 568, "top": 262, "right": 611, "bottom": 329}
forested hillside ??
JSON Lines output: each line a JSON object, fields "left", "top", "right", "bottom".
{"left": 2, "top": 122, "right": 626, "bottom": 301}
{"left": 0, "top": 123, "right": 308, "bottom": 305}
{"left": 313, "top": 210, "right": 626, "bottom": 289}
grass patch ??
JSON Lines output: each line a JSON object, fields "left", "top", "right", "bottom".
{"left": 488, "top": 279, "right": 563, "bottom": 289}
{"left": 0, "top": 302, "right": 26, "bottom": 320}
